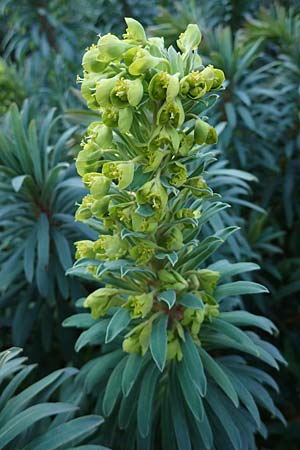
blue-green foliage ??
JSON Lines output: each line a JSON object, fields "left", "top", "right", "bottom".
{"left": 0, "top": 0, "right": 298, "bottom": 449}
{"left": 0, "top": 347, "right": 109, "bottom": 450}
{"left": 0, "top": 103, "right": 95, "bottom": 356}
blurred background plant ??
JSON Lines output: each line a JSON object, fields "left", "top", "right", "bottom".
{"left": 0, "top": 347, "right": 109, "bottom": 449}
{"left": 0, "top": 102, "right": 99, "bottom": 367}
{"left": 0, "top": 0, "right": 299, "bottom": 449}
{"left": 150, "top": 1, "right": 300, "bottom": 448}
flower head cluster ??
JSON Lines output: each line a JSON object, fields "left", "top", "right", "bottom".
{"left": 74, "top": 18, "right": 225, "bottom": 369}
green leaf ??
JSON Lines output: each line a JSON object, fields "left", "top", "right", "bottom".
{"left": 22, "top": 415, "right": 104, "bottom": 450}
{"left": 178, "top": 293, "right": 204, "bottom": 309}
{"left": 171, "top": 380, "right": 191, "bottom": 450}
{"left": 205, "top": 386, "right": 241, "bottom": 450}
{"left": 102, "top": 357, "right": 127, "bottom": 416}
{"left": 181, "top": 227, "right": 239, "bottom": 271}
{"left": 135, "top": 204, "right": 154, "bottom": 217}
{"left": 222, "top": 367, "right": 261, "bottom": 427}
{"left": 176, "top": 360, "right": 204, "bottom": 422}
{"left": 105, "top": 309, "right": 131, "bottom": 343}
{"left": 192, "top": 407, "right": 213, "bottom": 449}
{"left": 63, "top": 314, "right": 96, "bottom": 330}
{"left": 52, "top": 229, "right": 73, "bottom": 271}
{"left": 0, "top": 403, "right": 77, "bottom": 448}
{"left": 0, "top": 368, "right": 76, "bottom": 426}
{"left": 219, "top": 311, "right": 278, "bottom": 334}
{"left": 64, "top": 447, "right": 110, "bottom": 450}
{"left": 155, "top": 251, "right": 178, "bottom": 266}
{"left": 150, "top": 315, "right": 168, "bottom": 372}
{"left": 118, "top": 380, "right": 139, "bottom": 429}
{"left": 137, "top": 363, "right": 160, "bottom": 438}
{"left": 0, "top": 365, "right": 36, "bottom": 411}
{"left": 181, "top": 333, "right": 206, "bottom": 396}
{"left": 23, "top": 228, "right": 37, "bottom": 283}
{"left": 84, "top": 350, "right": 124, "bottom": 393}
{"left": 122, "top": 353, "right": 143, "bottom": 396}
{"left": 208, "top": 260, "right": 260, "bottom": 279}
{"left": 11, "top": 174, "right": 30, "bottom": 192}
{"left": 210, "top": 168, "right": 257, "bottom": 182}
{"left": 198, "top": 202, "right": 230, "bottom": 226}
{"left": 75, "top": 321, "right": 109, "bottom": 352}
{"left": 215, "top": 281, "right": 269, "bottom": 301}
{"left": 198, "top": 347, "right": 239, "bottom": 406}
{"left": 37, "top": 213, "right": 50, "bottom": 269}
{"left": 157, "top": 290, "right": 176, "bottom": 308}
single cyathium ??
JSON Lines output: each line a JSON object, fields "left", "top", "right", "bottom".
{"left": 67, "top": 18, "right": 285, "bottom": 450}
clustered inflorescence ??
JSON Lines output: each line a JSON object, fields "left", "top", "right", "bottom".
{"left": 74, "top": 18, "right": 225, "bottom": 367}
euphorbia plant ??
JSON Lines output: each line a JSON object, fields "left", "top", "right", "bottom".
{"left": 66, "top": 18, "right": 285, "bottom": 450}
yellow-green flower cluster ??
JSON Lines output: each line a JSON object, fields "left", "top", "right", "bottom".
{"left": 74, "top": 18, "right": 225, "bottom": 362}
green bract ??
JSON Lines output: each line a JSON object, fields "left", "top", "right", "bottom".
{"left": 67, "top": 18, "right": 284, "bottom": 450}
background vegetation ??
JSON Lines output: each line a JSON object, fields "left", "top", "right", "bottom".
{"left": 0, "top": 1, "right": 299, "bottom": 449}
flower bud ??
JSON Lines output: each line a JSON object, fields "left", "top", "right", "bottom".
{"left": 157, "top": 99, "right": 185, "bottom": 128}
{"left": 205, "top": 302, "right": 219, "bottom": 319}
{"left": 87, "top": 122, "right": 112, "bottom": 149}
{"left": 180, "top": 71, "right": 206, "bottom": 100}
{"left": 90, "top": 195, "right": 111, "bottom": 219}
{"left": 175, "top": 208, "right": 194, "bottom": 219}
{"left": 81, "top": 73, "right": 101, "bottom": 110}
{"left": 84, "top": 287, "right": 121, "bottom": 318}
{"left": 148, "top": 127, "right": 173, "bottom": 154}
{"left": 102, "top": 107, "right": 119, "bottom": 127}
{"left": 123, "top": 334, "right": 141, "bottom": 353}
{"left": 136, "top": 179, "right": 168, "bottom": 216}
{"left": 188, "top": 176, "right": 208, "bottom": 193}
{"left": 129, "top": 242, "right": 156, "bottom": 264}
{"left": 177, "top": 24, "right": 202, "bottom": 53}
{"left": 82, "top": 45, "right": 107, "bottom": 73}
{"left": 94, "top": 234, "right": 127, "bottom": 260}
{"left": 125, "top": 48, "right": 164, "bottom": 76}
{"left": 143, "top": 149, "right": 165, "bottom": 173}
{"left": 75, "top": 194, "right": 94, "bottom": 221}
{"left": 182, "top": 308, "right": 205, "bottom": 338}
{"left": 125, "top": 292, "right": 153, "bottom": 318}
{"left": 168, "top": 161, "right": 188, "bottom": 187}
{"left": 164, "top": 227, "right": 184, "bottom": 251}
{"left": 201, "top": 291, "right": 219, "bottom": 320}
{"left": 109, "top": 201, "right": 134, "bottom": 228}
{"left": 102, "top": 161, "right": 134, "bottom": 189}
{"left": 201, "top": 65, "right": 225, "bottom": 90}
{"left": 82, "top": 173, "right": 111, "bottom": 199}
{"left": 197, "top": 269, "right": 220, "bottom": 295}
{"left": 76, "top": 142, "right": 102, "bottom": 176}
{"left": 74, "top": 240, "right": 95, "bottom": 259}
{"left": 97, "top": 33, "right": 132, "bottom": 61}
{"left": 95, "top": 77, "right": 117, "bottom": 107}
{"left": 149, "top": 72, "right": 180, "bottom": 102}
{"left": 131, "top": 213, "right": 158, "bottom": 234}
{"left": 123, "top": 321, "right": 152, "bottom": 355}
{"left": 110, "top": 78, "right": 144, "bottom": 108}
{"left": 158, "top": 269, "right": 188, "bottom": 291}
{"left": 194, "top": 118, "right": 218, "bottom": 145}
{"left": 178, "top": 132, "right": 194, "bottom": 156}
{"left": 167, "top": 331, "right": 183, "bottom": 361}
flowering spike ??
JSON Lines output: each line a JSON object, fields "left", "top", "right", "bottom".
{"left": 74, "top": 17, "right": 225, "bottom": 365}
